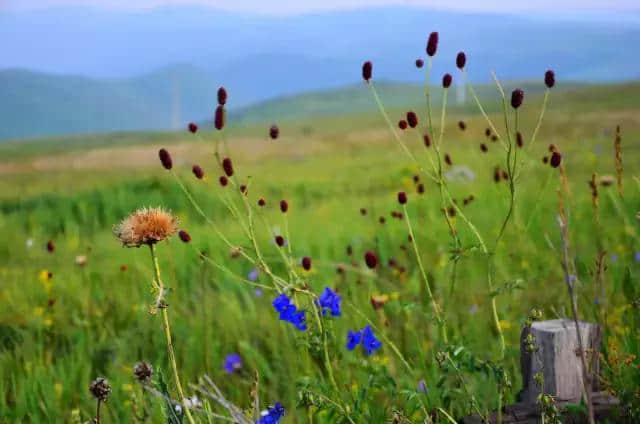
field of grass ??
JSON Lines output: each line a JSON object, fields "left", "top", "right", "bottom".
{"left": 1, "top": 79, "right": 639, "bottom": 423}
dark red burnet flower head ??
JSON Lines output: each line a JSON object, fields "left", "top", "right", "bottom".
{"left": 222, "top": 157, "right": 233, "bottom": 177}
{"left": 360, "top": 207, "right": 367, "bottom": 216}
{"left": 458, "top": 121, "right": 466, "bottom": 131}
{"left": 46, "top": 240, "right": 55, "bottom": 253}
{"left": 397, "top": 191, "right": 407, "bottom": 204}
{"left": 511, "top": 89, "right": 524, "bottom": 109}
{"left": 362, "top": 61, "right": 373, "bottom": 82}
{"left": 217, "top": 87, "right": 227, "bottom": 105}
{"left": 178, "top": 230, "right": 191, "bottom": 243}
{"left": 214, "top": 105, "right": 225, "bottom": 130}
{"left": 398, "top": 120, "right": 408, "bottom": 130}
{"left": 364, "top": 250, "right": 378, "bottom": 269}
{"left": 406, "top": 111, "right": 418, "bottom": 128}
{"left": 423, "top": 133, "right": 431, "bottom": 147}
{"left": 275, "top": 235, "right": 285, "bottom": 247}
{"left": 258, "top": 198, "right": 266, "bottom": 207}
{"left": 456, "top": 51, "right": 466, "bottom": 69}
{"left": 415, "top": 58, "right": 424, "bottom": 68}
{"left": 480, "top": 143, "right": 488, "bottom": 152}
{"left": 379, "top": 216, "right": 386, "bottom": 224}
{"left": 158, "top": 148, "right": 172, "bottom": 170}
{"left": 188, "top": 122, "right": 198, "bottom": 133}
{"left": 192, "top": 164, "right": 204, "bottom": 179}
{"left": 240, "top": 184, "right": 247, "bottom": 195}
{"left": 485, "top": 128, "right": 491, "bottom": 137}
{"left": 280, "top": 200, "right": 288, "bottom": 213}
{"left": 444, "top": 153, "right": 452, "bottom": 166}
{"left": 417, "top": 183, "right": 425, "bottom": 194}
{"left": 542, "top": 156, "right": 549, "bottom": 164}
{"left": 301, "top": 256, "right": 312, "bottom": 271}
{"left": 491, "top": 135, "right": 498, "bottom": 142}
{"left": 426, "top": 32, "right": 439, "bottom": 57}
{"left": 269, "top": 125, "right": 279, "bottom": 139}
{"left": 550, "top": 151, "right": 562, "bottom": 168}
{"left": 544, "top": 70, "right": 555, "bottom": 88}
{"left": 516, "top": 132, "right": 523, "bottom": 148}
{"left": 219, "top": 175, "right": 228, "bottom": 186}
{"left": 442, "top": 73, "right": 452, "bottom": 88}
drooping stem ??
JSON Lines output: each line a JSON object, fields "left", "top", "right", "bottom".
{"left": 149, "top": 244, "right": 196, "bottom": 424}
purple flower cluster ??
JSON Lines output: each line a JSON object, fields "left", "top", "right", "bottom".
{"left": 273, "top": 294, "right": 307, "bottom": 331}
{"left": 223, "top": 353, "right": 242, "bottom": 374}
{"left": 256, "top": 402, "right": 285, "bottom": 424}
{"left": 316, "top": 287, "right": 342, "bottom": 317}
{"left": 346, "top": 325, "right": 382, "bottom": 355}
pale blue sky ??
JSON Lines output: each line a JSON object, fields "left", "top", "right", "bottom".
{"left": 4, "top": 0, "right": 640, "bottom": 14}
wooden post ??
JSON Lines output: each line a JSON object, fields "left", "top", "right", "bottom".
{"left": 520, "top": 319, "right": 601, "bottom": 404}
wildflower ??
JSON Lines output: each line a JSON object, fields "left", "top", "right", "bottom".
{"left": 301, "top": 256, "right": 312, "bottom": 271}
{"left": 75, "top": 255, "right": 88, "bottom": 266}
{"left": 46, "top": 240, "right": 55, "bottom": 253}
{"left": 379, "top": 216, "right": 386, "bottom": 224}
{"left": 550, "top": 151, "right": 562, "bottom": 168}
{"left": 275, "top": 235, "right": 285, "bottom": 247}
{"left": 26, "top": 238, "right": 34, "bottom": 248}
{"left": 361, "top": 326, "right": 382, "bottom": 355}
{"left": 178, "top": 230, "right": 191, "bottom": 243}
{"left": 542, "top": 156, "right": 549, "bottom": 164}
{"left": 544, "top": 70, "right": 555, "bottom": 88}
{"left": 114, "top": 207, "right": 178, "bottom": 247}
{"left": 254, "top": 288, "right": 263, "bottom": 297}
{"left": 133, "top": 361, "right": 153, "bottom": 384}
{"left": 634, "top": 251, "right": 640, "bottom": 262}
{"left": 485, "top": 128, "right": 491, "bottom": 137}
{"left": 516, "top": 132, "right": 523, "bottom": 148}
{"left": 456, "top": 51, "right": 466, "bottom": 69}
{"left": 417, "top": 379, "right": 428, "bottom": 393}
{"left": 222, "top": 157, "right": 234, "bottom": 177}
{"left": 240, "top": 184, "right": 247, "bottom": 195}
{"left": 217, "top": 87, "right": 227, "bottom": 105}
{"left": 442, "top": 73, "right": 452, "bottom": 88}
{"left": 269, "top": 125, "right": 279, "bottom": 140}
{"left": 413, "top": 175, "right": 420, "bottom": 183}
{"left": 417, "top": 183, "right": 425, "bottom": 194}
{"left": 364, "top": 251, "right": 378, "bottom": 269}
{"left": 279, "top": 200, "right": 288, "bottom": 213}
{"left": 219, "top": 175, "right": 229, "bottom": 186}
{"left": 480, "top": 143, "right": 488, "bottom": 152}
{"left": 360, "top": 207, "right": 367, "bottom": 216}
{"left": 423, "top": 134, "right": 431, "bottom": 147}
{"left": 214, "top": 105, "right": 225, "bottom": 130}
{"left": 611, "top": 254, "right": 619, "bottom": 264}
{"left": 158, "top": 148, "right": 172, "bottom": 170}
{"left": 248, "top": 269, "right": 259, "bottom": 281}
{"left": 415, "top": 58, "right": 424, "bottom": 68}
{"left": 188, "top": 122, "right": 198, "bottom": 133}
{"left": 398, "top": 120, "right": 408, "bottom": 130}
{"left": 223, "top": 353, "right": 242, "bottom": 374}
{"left": 257, "top": 402, "right": 285, "bottom": 424}
{"left": 511, "top": 89, "right": 524, "bottom": 109}
{"left": 258, "top": 198, "right": 266, "bottom": 207}
{"left": 346, "top": 330, "right": 362, "bottom": 350}
{"left": 317, "top": 287, "right": 342, "bottom": 317}
{"left": 491, "top": 135, "right": 498, "bottom": 142}
{"left": 184, "top": 395, "right": 202, "bottom": 409}
{"left": 426, "top": 32, "right": 438, "bottom": 56}
{"left": 370, "top": 294, "right": 389, "bottom": 310}
{"left": 406, "top": 111, "right": 418, "bottom": 128}
{"left": 89, "top": 377, "right": 111, "bottom": 402}
{"left": 397, "top": 191, "right": 407, "bottom": 205}
{"left": 362, "top": 61, "right": 372, "bottom": 82}
{"left": 272, "top": 294, "right": 307, "bottom": 331}
{"left": 549, "top": 144, "right": 556, "bottom": 152}
{"left": 458, "top": 121, "right": 466, "bottom": 131}
{"left": 444, "top": 153, "right": 452, "bottom": 166}
{"left": 192, "top": 164, "right": 204, "bottom": 179}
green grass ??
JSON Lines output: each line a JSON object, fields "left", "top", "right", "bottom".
{"left": 1, "top": 81, "right": 639, "bottom": 423}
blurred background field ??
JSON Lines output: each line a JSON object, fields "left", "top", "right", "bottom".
{"left": 1, "top": 1, "right": 640, "bottom": 422}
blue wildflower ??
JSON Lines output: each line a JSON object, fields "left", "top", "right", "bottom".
{"left": 317, "top": 287, "right": 342, "bottom": 317}
{"left": 417, "top": 379, "right": 428, "bottom": 393}
{"left": 346, "top": 329, "right": 362, "bottom": 350}
{"left": 273, "top": 294, "right": 290, "bottom": 313}
{"left": 254, "top": 288, "right": 263, "bottom": 297}
{"left": 635, "top": 251, "right": 640, "bottom": 263}
{"left": 361, "top": 325, "right": 382, "bottom": 355}
{"left": 256, "top": 402, "right": 285, "bottom": 424}
{"left": 272, "top": 294, "right": 307, "bottom": 331}
{"left": 248, "top": 268, "right": 259, "bottom": 282}
{"left": 223, "top": 353, "right": 242, "bottom": 374}
{"left": 611, "top": 254, "right": 619, "bottom": 264}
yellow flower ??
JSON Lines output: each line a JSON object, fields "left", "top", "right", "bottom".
{"left": 39, "top": 269, "right": 51, "bottom": 282}
{"left": 499, "top": 320, "right": 513, "bottom": 331}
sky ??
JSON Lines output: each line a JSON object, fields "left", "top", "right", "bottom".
{"left": 3, "top": 0, "right": 640, "bottom": 15}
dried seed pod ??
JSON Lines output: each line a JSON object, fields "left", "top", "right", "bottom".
{"left": 458, "top": 121, "right": 466, "bottom": 131}
{"left": 258, "top": 198, "right": 266, "bottom": 207}
{"left": 480, "top": 143, "right": 488, "bottom": 152}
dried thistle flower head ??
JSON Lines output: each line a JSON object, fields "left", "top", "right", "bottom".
{"left": 89, "top": 377, "right": 111, "bottom": 402}
{"left": 133, "top": 361, "right": 153, "bottom": 384}
{"left": 114, "top": 207, "right": 178, "bottom": 247}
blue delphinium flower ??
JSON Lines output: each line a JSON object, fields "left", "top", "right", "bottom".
{"left": 256, "top": 402, "right": 285, "bottom": 424}
{"left": 317, "top": 287, "right": 342, "bottom": 316}
{"left": 272, "top": 294, "right": 307, "bottom": 331}
{"left": 361, "top": 325, "right": 382, "bottom": 355}
{"left": 223, "top": 353, "right": 242, "bottom": 374}
{"left": 346, "top": 329, "right": 362, "bottom": 350}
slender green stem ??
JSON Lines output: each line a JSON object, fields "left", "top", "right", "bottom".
{"left": 311, "top": 303, "right": 338, "bottom": 391}
{"left": 464, "top": 70, "right": 507, "bottom": 151}
{"left": 149, "top": 244, "right": 196, "bottom": 424}
{"left": 528, "top": 89, "right": 549, "bottom": 149}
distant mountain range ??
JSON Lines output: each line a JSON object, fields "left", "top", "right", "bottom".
{"left": 1, "top": 6, "right": 639, "bottom": 140}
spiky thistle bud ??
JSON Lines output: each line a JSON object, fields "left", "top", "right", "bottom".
{"left": 219, "top": 175, "right": 228, "bottom": 186}
{"left": 511, "top": 89, "right": 524, "bottom": 109}
{"left": 280, "top": 200, "right": 288, "bottom": 213}
{"left": 217, "top": 87, "right": 227, "bottom": 105}
{"left": 192, "top": 165, "right": 204, "bottom": 179}
{"left": 406, "top": 111, "right": 418, "bottom": 128}
{"left": 269, "top": 125, "right": 279, "bottom": 139}
{"left": 301, "top": 256, "right": 312, "bottom": 271}
{"left": 89, "top": 377, "right": 111, "bottom": 402}
{"left": 188, "top": 122, "right": 198, "bottom": 134}
{"left": 456, "top": 52, "right": 466, "bottom": 69}
{"left": 133, "top": 361, "right": 153, "bottom": 384}
{"left": 415, "top": 58, "right": 424, "bottom": 68}
{"left": 362, "top": 61, "right": 372, "bottom": 82}
{"left": 158, "top": 148, "right": 172, "bottom": 170}
{"left": 397, "top": 191, "right": 407, "bottom": 204}
{"left": 364, "top": 251, "right": 378, "bottom": 269}
{"left": 550, "top": 151, "right": 562, "bottom": 168}
{"left": 222, "top": 157, "right": 233, "bottom": 177}
{"left": 426, "top": 32, "right": 438, "bottom": 57}
{"left": 214, "top": 105, "right": 225, "bottom": 130}
{"left": 178, "top": 230, "right": 191, "bottom": 243}
{"left": 544, "top": 70, "right": 555, "bottom": 88}
{"left": 398, "top": 120, "right": 408, "bottom": 130}
{"left": 442, "top": 73, "right": 452, "bottom": 88}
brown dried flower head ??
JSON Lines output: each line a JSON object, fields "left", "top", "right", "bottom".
{"left": 114, "top": 207, "right": 178, "bottom": 247}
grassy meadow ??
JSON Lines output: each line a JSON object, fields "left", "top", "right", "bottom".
{"left": 0, "top": 79, "right": 639, "bottom": 423}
